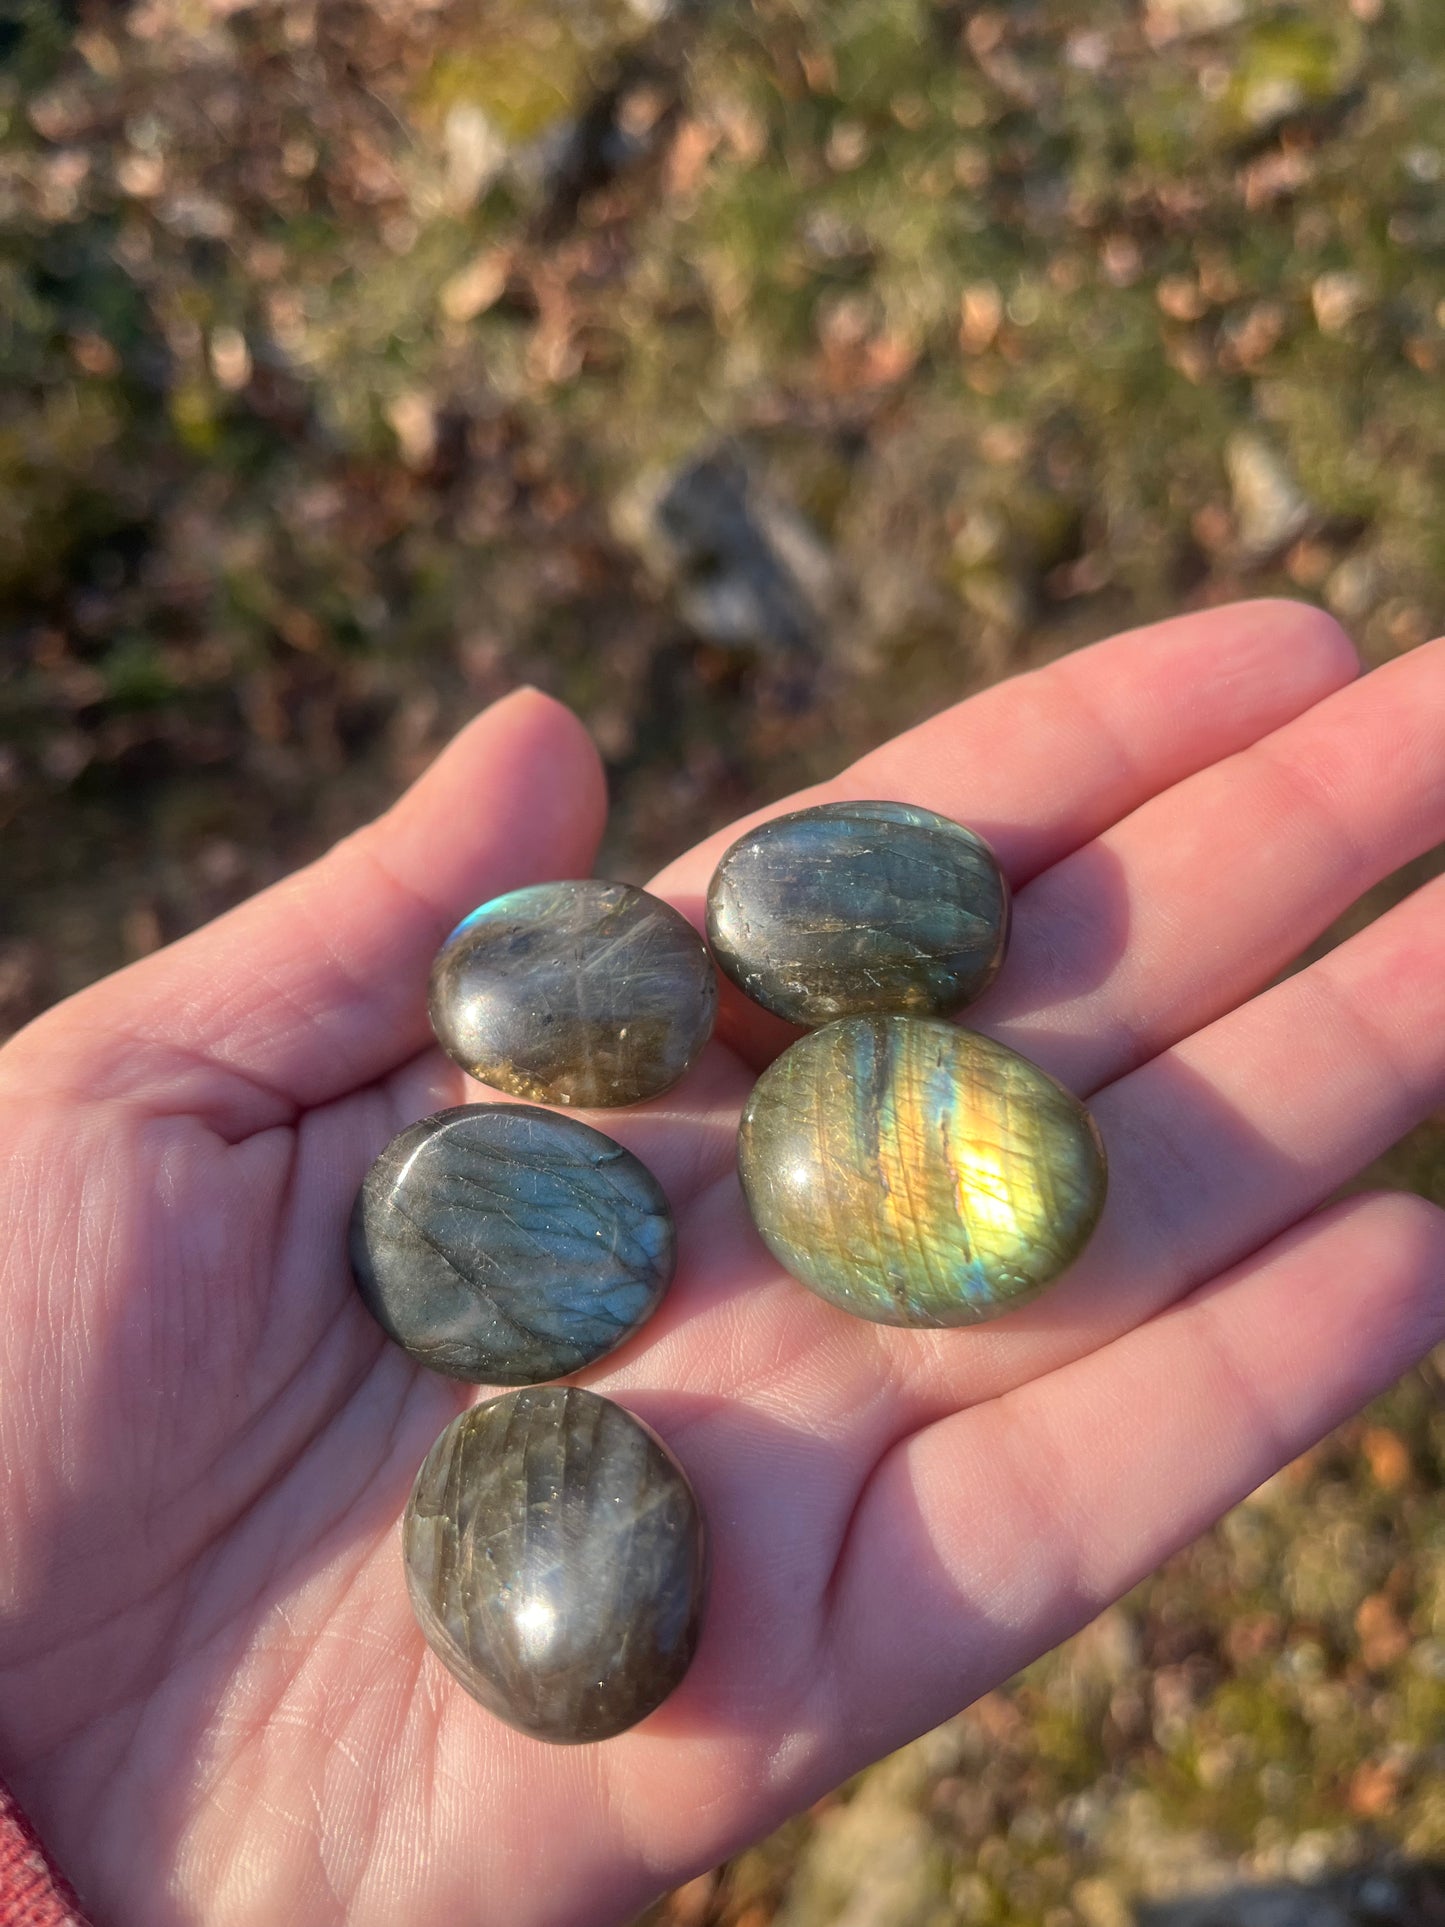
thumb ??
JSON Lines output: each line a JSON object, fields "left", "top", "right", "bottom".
{"left": 10, "top": 688, "right": 607, "bottom": 1136}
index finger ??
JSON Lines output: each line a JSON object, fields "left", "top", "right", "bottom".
{"left": 649, "top": 598, "right": 1357, "bottom": 1065}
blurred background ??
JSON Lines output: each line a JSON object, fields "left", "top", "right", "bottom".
{"left": 1, "top": 0, "right": 1442, "bottom": 1920}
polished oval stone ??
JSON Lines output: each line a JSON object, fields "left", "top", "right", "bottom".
{"left": 706, "top": 800, "right": 1010, "bottom": 1027}
{"left": 350, "top": 1104, "right": 675, "bottom": 1384}
{"left": 429, "top": 880, "right": 717, "bottom": 1107}
{"left": 738, "top": 1014, "right": 1106, "bottom": 1326}
{"left": 403, "top": 1386, "right": 706, "bottom": 1743}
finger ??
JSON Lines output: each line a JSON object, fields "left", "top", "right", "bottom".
{"left": 972, "top": 634, "right": 1445, "bottom": 1093}
{"left": 649, "top": 599, "right": 1357, "bottom": 1065}
{"left": 7, "top": 690, "right": 608, "bottom": 1137}
{"left": 607, "top": 866, "right": 1445, "bottom": 1456}
{"left": 825, "top": 1190, "right": 1445, "bottom": 1761}
{"left": 885, "top": 860, "right": 1445, "bottom": 1421}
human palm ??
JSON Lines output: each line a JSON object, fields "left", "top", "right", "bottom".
{"left": 0, "top": 600, "right": 1442, "bottom": 1927}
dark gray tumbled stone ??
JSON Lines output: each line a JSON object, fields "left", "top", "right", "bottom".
{"left": 706, "top": 799, "right": 1010, "bottom": 1026}
{"left": 429, "top": 880, "right": 717, "bottom": 1107}
{"left": 403, "top": 1386, "right": 706, "bottom": 1743}
{"left": 350, "top": 1105, "right": 674, "bottom": 1384}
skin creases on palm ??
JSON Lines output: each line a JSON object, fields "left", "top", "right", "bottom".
{"left": 0, "top": 599, "right": 1440, "bottom": 1927}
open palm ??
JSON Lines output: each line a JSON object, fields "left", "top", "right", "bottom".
{"left": 0, "top": 600, "right": 1442, "bottom": 1927}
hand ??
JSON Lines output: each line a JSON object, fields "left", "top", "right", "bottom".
{"left": 0, "top": 600, "right": 1441, "bottom": 1927}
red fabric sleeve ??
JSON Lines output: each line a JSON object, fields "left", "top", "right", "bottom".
{"left": 0, "top": 1785, "right": 91, "bottom": 1926}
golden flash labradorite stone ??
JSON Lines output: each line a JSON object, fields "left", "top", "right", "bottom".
{"left": 738, "top": 1015, "right": 1106, "bottom": 1327}
{"left": 706, "top": 800, "right": 1009, "bottom": 1027}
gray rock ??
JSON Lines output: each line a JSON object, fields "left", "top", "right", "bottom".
{"left": 1140, "top": 1886, "right": 1354, "bottom": 1927}
{"left": 619, "top": 445, "right": 836, "bottom": 657}
{"left": 1226, "top": 433, "right": 1314, "bottom": 560}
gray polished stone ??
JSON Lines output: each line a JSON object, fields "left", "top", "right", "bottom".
{"left": 429, "top": 880, "right": 717, "bottom": 1107}
{"left": 404, "top": 1386, "right": 706, "bottom": 1743}
{"left": 707, "top": 800, "right": 1010, "bottom": 1026}
{"left": 350, "top": 1104, "right": 675, "bottom": 1384}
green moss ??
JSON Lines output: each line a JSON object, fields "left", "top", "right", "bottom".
{"left": 101, "top": 636, "right": 178, "bottom": 710}
{"left": 1221, "top": 18, "right": 1364, "bottom": 137}
{"left": 419, "top": 36, "right": 584, "bottom": 143}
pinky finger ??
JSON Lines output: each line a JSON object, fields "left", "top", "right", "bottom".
{"left": 823, "top": 1191, "right": 1445, "bottom": 1763}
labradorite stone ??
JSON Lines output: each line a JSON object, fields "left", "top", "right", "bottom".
{"left": 350, "top": 1104, "right": 675, "bottom": 1385}
{"left": 403, "top": 1386, "right": 706, "bottom": 1743}
{"left": 429, "top": 880, "right": 717, "bottom": 1107}
{"left": 738, "top": 1014, "right": 1106, "bottom": 1327}
{"left": 706, "top": 800, "right": 1010, "bottom": 1027}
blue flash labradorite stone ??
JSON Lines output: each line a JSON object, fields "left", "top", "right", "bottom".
{"left": 706, "top": 800, "right": 1010, "bottom": 1027}
{"left": 738, "top": 1014, "right": 1106, "bottom": 1327}
{"left": 350, "top": 1105, "right": 675, "bottom": 1383}
{"left": 404, "top": 1386, "right": 706, "bottom": 1742}
{"left": 429, "top": 880, "right": 717, "bottom": 1107}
